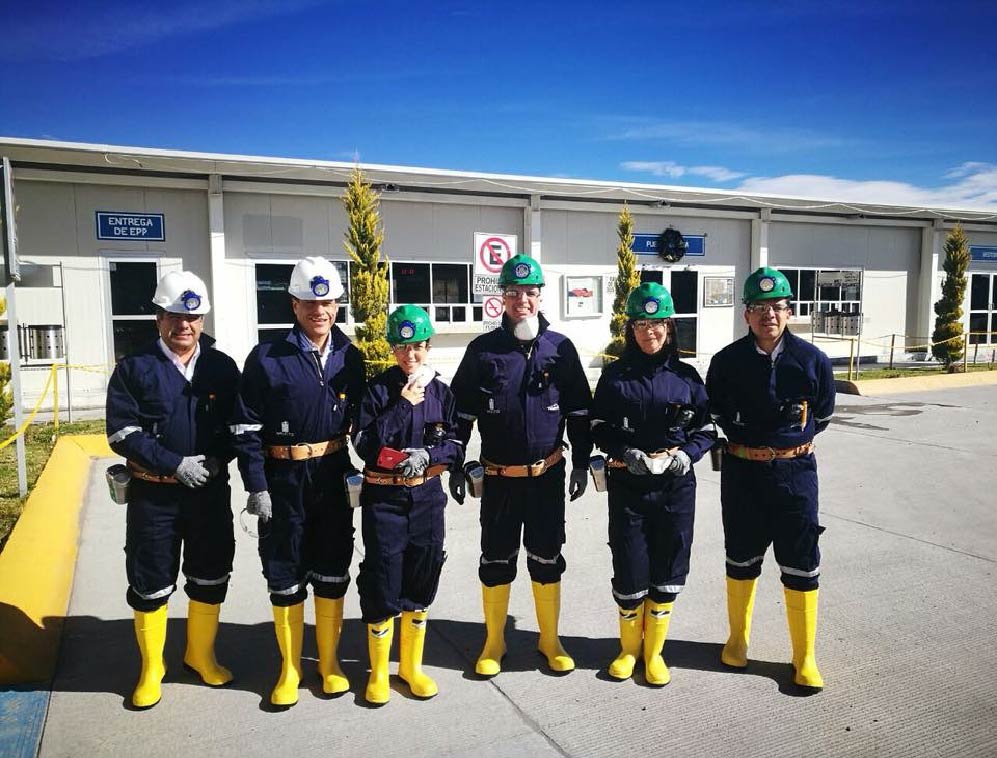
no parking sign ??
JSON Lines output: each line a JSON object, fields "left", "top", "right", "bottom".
{"left": 481, "top": 294, "right": 504, "bottom": 332}
{"left": 472, "top": 232, "right": 517, "bottom": 295}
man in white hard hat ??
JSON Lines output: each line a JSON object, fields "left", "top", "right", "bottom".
{"left": 231, "top": 256, "right": 366, "bottom": 707}
{"left": 106, "top": 270, "right": 241, "bottom": 708}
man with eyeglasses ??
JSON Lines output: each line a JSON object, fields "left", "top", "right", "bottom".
{"left": 706, "top": 266, "right": 835, "bottom": 691}
{"left": 106, "top": 271, "right": 241, "bottom": 708}
{"left": 450, "top": 253, "right": 592, "bottom": 677}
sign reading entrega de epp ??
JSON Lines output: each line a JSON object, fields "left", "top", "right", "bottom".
{"left": 96, "top": 212, "right": 165, "bottom": 241}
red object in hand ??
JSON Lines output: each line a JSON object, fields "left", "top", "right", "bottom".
{"left": 377, "top": 447, "right": 409, "bottom": 469}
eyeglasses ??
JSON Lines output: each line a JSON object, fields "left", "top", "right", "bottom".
{"left": 503, "top": 288, "right": 541, "bottom": 300}
{"left": 632, "top": 319, "right": 667, "bottom": 331}
{"left": 746, "top": 302, "right": 791, "bottom": 314}
{"left": 391, "top": 342, "right": 428, "bottom": 353}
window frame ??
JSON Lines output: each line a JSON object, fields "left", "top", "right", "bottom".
{"left": 102, "top": 254, "right": 163, "bottom": 365}
{"left": 777, "top": 266, "right": 863, "bottom": 332}
{"left": 251, "top": 258, "right": 352, "bottom": 344}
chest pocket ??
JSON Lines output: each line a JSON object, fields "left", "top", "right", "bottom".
{"left": 136, "top": 374, "right": 177, "bottom": 435}
{"left": 532, "top": 359, "right": 560, "bottom": 413}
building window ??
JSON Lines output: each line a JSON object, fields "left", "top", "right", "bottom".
{"left": 969, "top": 273, "right": 996, "bottom": 345}
{"left": 780, "top": 267, "right": 862, "bottom": 331}
{"left": 254, "top": 260, "right": 349, "bottom": 343}
{"left": 390, "top": 262, "right": 481, "bottom": 323}
{"left": 109, "top": 260, "right": 159, "bottom": 361}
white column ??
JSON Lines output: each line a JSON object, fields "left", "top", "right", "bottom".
{"left": 525, "top": 194, "right": 542, "bottom": 261}
{"left": 207, "top": 174, "right": 230, "bottom": 350}
{"left": 915, "top": 221, "right": 942, "bottom": 346}
{"left": 750, "top": 208, "right": 771, "bottom": 271}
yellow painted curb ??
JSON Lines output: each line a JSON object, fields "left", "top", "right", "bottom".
{"left": 837, "top": 370, "right": 997, "bottom": 396}
{"left": 0, "top": 435, "right": 112, "bottom": 684}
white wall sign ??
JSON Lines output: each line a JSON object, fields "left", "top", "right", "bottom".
{"left": 481, "top": 294, "right": 504, "bottom": 332}
{"left": 563, "top": 275, "right": 603, "bottom": 318}
{"left": 472, "top": 232, "right": 517, "bottom": 295}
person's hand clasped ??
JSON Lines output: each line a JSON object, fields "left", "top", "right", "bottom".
{"left": 622, "top": 448, "right": 651, "bottom": 475}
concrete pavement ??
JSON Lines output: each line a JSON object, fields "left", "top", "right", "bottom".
{"left": 25, "top": 385, "right": 997, "bottom": 756}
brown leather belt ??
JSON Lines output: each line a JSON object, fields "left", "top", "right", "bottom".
{"left": 363, "top": 463, "right": 449, "bottom": 487}
{"left": 726, "top": 442, "right": 814, "bottom": 462}
{"left": 606, "top": 447, "right": 678, "bottom": 469}
{"left": 266, "top": 436, "right": 347, "bottom": 461}
{"left": 482, "top": 448, "right": 564, "bottom": 478}
{"left": 127, "top": 461, "right": 177, "bottom": 484}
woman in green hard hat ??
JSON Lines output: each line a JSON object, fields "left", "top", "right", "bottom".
{"left": 706, "top": 266, "right": 835, "bottom": 691}
{"left": 351, "top": 304, "right": 462, "bottom": 704}
{"left": 589, "top": 282, "right": 715, "bottom": 685}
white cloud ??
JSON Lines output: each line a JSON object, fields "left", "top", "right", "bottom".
{"left": 0, "top": 0, "right": 330, "bottom": 62}
{"left": 734, "top": 163, "right": 997, "bottom": 211}
{"left": 622, "top": 160, "right": 746, "bottom": 182}
{"left": 612, "top": 120, "right": 854, "bottom": 153}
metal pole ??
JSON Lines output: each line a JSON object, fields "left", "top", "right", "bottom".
{"left": 974, "top": 341, "right": 979, "bottom": 366}
{"left": 963, "top": 333, "right": 969, "bottom": 373}
{"left": 52, "top": 364, "right": 58, "bottom": 435}
{"left": 889, "top": 333, "right": 896, "bottom": 370}
{"left": 848, "top": 337, "right": 855, "bottom": 381}
{"left": 5, "top": 280, "right": 27, "bottom": 496}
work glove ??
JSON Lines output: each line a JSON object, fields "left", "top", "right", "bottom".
{"left": 448, "top": 468, "right": 465, "bottom": 505}
{"left": 396, "top": 448, "right": 430, "bottom": 478}
{"left": 175, "top": 455, "right": 211, "bottom": 488}
{"left": 621, "top": 448, "right": 651, "bottom": 476}
{"left": 247, "top": 491, "right": 272, "bottom": 523}
{"left": 666, "top": 450, "right": 692, "bottom": 477}
{"left": 204, "top": 456, "right": 223, "bottom": 479}
{"left": 568, "top": 468, "right": 588, "bottom": 501}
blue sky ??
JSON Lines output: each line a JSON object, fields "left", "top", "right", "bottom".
{"left": 1, "top": 0, "right": 996, "bottom": 209}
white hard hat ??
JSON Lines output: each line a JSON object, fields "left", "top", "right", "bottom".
{"left": 152, "top": 271, "right": 211, "bottom": 315}
{"left": 288, "top": 256, "right": 344, "bottom": 300}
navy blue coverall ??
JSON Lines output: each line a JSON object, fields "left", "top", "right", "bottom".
{"left": 591, "top": 345, "right": 715, "bottom": 609}
{"left": 352, "top": 366, "right": 462, "bottom": 623}
{"left": 231, "top": 326, "right": 365, "bottom": 606}
{"left": 706, "top": 330, "right": 835, "bottom": 591}
{"left": 106, "top": 335, "right": 241, "bottom": 612}
{"left": 450, "top": 314, "right": 592, "bottom": 586}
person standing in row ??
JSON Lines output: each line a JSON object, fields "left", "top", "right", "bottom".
{"left": 706, "top": 266, "right": 835, "bottom": 691}
{"left": 450, "top": 254, "right": 592, "bottom": 676}
{"left": 590, "top": 282, "right": 715, "bottom": 685}
{"left": 352, "top": 305, "right": 462, "bottom": 704}
{"left": 231, "top": 256, "right": 365, "bottom": 707}
{"left": 106, "top": 271, "right": 240, "bottom": 708}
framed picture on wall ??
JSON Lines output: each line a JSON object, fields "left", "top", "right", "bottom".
{"left": 703, "top": 276, "right": 735, "bottom": 307}
{"left": 563, "top": 274, "right": 604, "bottom": 318}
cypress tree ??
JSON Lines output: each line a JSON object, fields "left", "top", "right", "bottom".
{"left": 343, "top": 167, "right": 391, "bottom": 379}
{"left": 604, "top": 203, "right": 640, "bottom": 360}
{"left": 931, "top": 223, "right": 970, "bottom": 368}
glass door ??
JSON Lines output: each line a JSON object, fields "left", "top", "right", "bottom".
{"left": 969, "top": 273, "right": 996, "bottom": 345}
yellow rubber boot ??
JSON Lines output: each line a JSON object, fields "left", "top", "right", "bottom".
{"left": 531, "top": 581, "right": 575, "bottom": 673}
{"left": 785, "top": 588, "right": 824, "bottom": 689}
{"left": 721, "top": 577, "right": 758, "bottom": 668}
{"left": 476, "top": 583, "right": 511, "bottom": 677}
{"left": 399, "top": 610, "right": 438, "bottom": 698}
{"left": 643, "top": 601, "right": 673, "bottom": 686}
{"left": 315, "top": 596, "right": 350, "bottom": 695}
{"left": 132, "top": 605, "right": 168, "bottom": 708}
{"left": 365, "top": 618, "right": 394, "bottom": 705}
{"left": 608, "top": 602, "right": 645, "bottom": 680}
{"left": 270, "top": 603, "right": 304, "bottom": 707}
{"left": 183, "top": 600, "right": 233, "bottom": 686}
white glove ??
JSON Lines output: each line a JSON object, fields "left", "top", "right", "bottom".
{"left": 568, "top": 468, "right": 588, "bottom": 501}
{"left": 666, "top": 450, "right": 692, "bottom": 476}
{"left": 396, "top": 448, "right": 430, "bottom": 478}
{"left": 247, "top": 491, "right": 272, "bottom": 523}
{"left": 175, "top": 455, "right": 210, "bottom": 488}
{"left": 622, "top": 448, "right": 651, "bottom": 476}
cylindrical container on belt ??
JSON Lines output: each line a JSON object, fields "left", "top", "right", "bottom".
{"left": 710, "top": 441, "right": 725, "bottom": 472}
{"left": 589, "top": 455, "right": 607, "bottom": 492}
{"left": 464, "top": 460, "right": 484, "bottom": 498}
{"left": 105, "top": 464, "right": 131, "bottom": 505}
{"left": 345, "top": 471, "right": 363, "bottom": 508}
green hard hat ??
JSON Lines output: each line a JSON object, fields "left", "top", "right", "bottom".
{"left": 386, "top": 304, "right": 435, "bottom": 345}
{"left": 498, "top": 254, "right": 545, "bottom": 287}
{"left": 743, "top": 266, "right": 793, "bottom": 302}
{"left": 625, "top": 282, "right": 675, "bottom": 319}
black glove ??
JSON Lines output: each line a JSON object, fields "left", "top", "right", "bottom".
{"left": 622, "top": 448, "right": 651, "bottom": 476}
{"left": 568, "top": 468, "right": 588, "bottom": 501}
{"left": 448, "top": 468, "right": 465, "bottom": 505}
